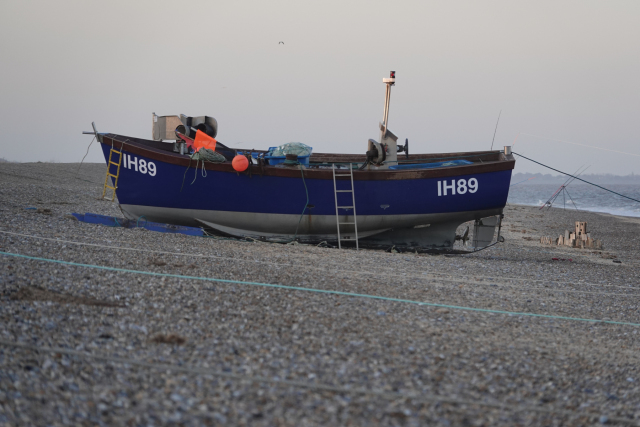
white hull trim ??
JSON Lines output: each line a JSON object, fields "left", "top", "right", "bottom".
{"left": 120, "top": 204, "right": 502, "bottom": 245}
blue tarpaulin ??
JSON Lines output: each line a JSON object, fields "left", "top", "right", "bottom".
{"left": 72, "top": 213, "right": 203, "bottom": 236}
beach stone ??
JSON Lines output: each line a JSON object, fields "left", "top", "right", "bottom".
{"left": 0, "top": 162, "right": 639, "bottom": 425}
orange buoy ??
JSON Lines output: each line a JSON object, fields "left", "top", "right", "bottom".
{"left": 232, "top": 155, "right": 249, "bottom": 172}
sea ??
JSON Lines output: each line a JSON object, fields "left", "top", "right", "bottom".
{"left": 507, "top": 184, "right": 640, "bottom": 218}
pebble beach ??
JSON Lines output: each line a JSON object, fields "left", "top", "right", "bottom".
{"left": 1, "top": 162, "right": 640, "bottom": 426}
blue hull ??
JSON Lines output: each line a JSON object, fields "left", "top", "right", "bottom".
{"left": 100, "top": 138, "right": 513, "bottom": 247}
{"left": 102, "top": 145, "right": 510, "bottom": 215}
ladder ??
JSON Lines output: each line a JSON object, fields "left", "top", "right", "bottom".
{"left": 332, "top": 163, "right": 359, "bottom": 250}
{"left": 102, "top": 148, "right": 123, "bottom": 201}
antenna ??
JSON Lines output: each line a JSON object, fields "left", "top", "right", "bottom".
{"left": 490, "top": 110, "right": 501, "bottom": 150}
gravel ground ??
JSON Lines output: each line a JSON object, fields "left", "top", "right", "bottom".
{"left": 1, "top": 162, "right": 639, "bottom": 426}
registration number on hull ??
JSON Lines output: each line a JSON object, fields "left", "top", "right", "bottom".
{"left": 437, "top": 178, "right": 478, "bottom": 196}
{"left": 123, "top": 154, "right": 157, "bottom": 176}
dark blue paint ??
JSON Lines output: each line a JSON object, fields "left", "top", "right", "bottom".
{"left": 102, "top": 144, "right": 512, "bottom": 216}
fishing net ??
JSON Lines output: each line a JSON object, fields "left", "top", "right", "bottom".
{"left": 191, "top": 148, "right": 226, "bottom": 163}
{"left": 268, "top": 142, "right": 312, "bottom": 157}
{"left": 180, "top": 147, "right": 227, "bottom": 190}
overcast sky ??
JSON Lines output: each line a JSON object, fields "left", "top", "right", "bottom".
{"left": 1, "top": 0, "right": 638, "bottom": 174}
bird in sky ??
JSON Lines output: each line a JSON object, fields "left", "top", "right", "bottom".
{"left": 279, "top": 41, "right": 284, "bottom": 44}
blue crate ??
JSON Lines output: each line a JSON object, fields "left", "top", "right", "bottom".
{"left": 265, "top": 145, "right": 312, "bottom": 166}
{"left": 265, "top": 154, "right": 310, "bottom": 166}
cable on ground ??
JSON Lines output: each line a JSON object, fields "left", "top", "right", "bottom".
{"left": 1, "top": 250, "right": 640, "bottom": 327}
{"left": 0, "top": 230, "right": 638, "bottom": 296}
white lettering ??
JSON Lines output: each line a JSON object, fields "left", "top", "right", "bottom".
{"left": 437, "top": 178, "right": 479, "bottom": 196}
{"left": 123, "top": 154, "right": 128, "bottom": 169}
{"left": 442, "top": 180, "right": 455, "bottom": 196}
{"left": 457, "top": 179, "right": 467, "bottom": 194}
{"left": 468, "top": 178, "right": 478, "bottom": 193}
{"left": 123, "top": 155, "right": 156, "bottom": 176}
{"left": 128, "top": 154, "right": 138, "bottom": 172}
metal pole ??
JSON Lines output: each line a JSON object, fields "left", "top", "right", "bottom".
{"left": 383, "top": 84, "right": 391, "bottom": 134}
{"left": 332, "top": 164, "right": 342, "bottom": 249}
{"left": 349, "top": 163, "right": 359, "bottom": 251}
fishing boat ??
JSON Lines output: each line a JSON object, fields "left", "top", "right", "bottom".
{"left": 90, "top": 72, "right": 515, "bottom": 251}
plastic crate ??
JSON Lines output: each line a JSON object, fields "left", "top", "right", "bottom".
{"left": 265, "top": 154, "right": 310, "bottom": 167}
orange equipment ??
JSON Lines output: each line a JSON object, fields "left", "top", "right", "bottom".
{"left": 232, "top": 155, "right": 249, "bottom": 172}
{"left": 193, "top": 130, "right": 217, "bottom": 152}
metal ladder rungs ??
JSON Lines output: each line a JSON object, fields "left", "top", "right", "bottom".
{"left": 102, "top": 147, "right": 123, "bottom": 202}
{"left": 332, "top": 163, "right": 359, "bottom": 250}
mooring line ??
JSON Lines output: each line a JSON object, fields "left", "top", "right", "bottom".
{"left": 1, "top": 339, "right": 635, "bottom": 424}
{"left": 519, "top": 133, "right": 640, "bottom": 158}
{"left": 513, "top": 152, "right": 640, "bottom": 204}
{"left": 1, "top": 250, "right": 639, "bottom": 327}
{"left": 1, "top": 230, "right": 638, "bottom": 296}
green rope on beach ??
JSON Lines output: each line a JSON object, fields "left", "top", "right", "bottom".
{"left": 136, "top": 215, "right": 147, "bottom": 227}
{"left": 2, "top": 250, "right": 639, "bottom": 328}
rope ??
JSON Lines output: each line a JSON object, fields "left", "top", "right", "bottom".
{"left": 136, "top": 215, "right": 147, "bottom": 227}
{"left": 180, "top": 158, "right": 192, "bottom": 192}
{"left": 199, "top": 158, "right": 207, "bottom": 179}
{"left": 180, "top": 148, "right": 226, "bottom": 187}
{"left": 510, "top": 177, "right": 536, "bottom": 187}
{"left": 520, "top": 133, "right": 640, "bottom": 158}
{"left": 513, "top": 152, "right": 640, "bottom": 204}
{"left": 2, "top": 230, "right": 638, "bottom": 295}
{"left": 0, "top": 341, "right": 634, "bottom": 424}
{"left": 2, "top": 250, "right": 640, "bottom": 327}
{"left": 75, "top": 135, "right": 96, "bottom": 178}
{"left": 292, "top": 164, "right": 310, "bottom": 240}
{"left": 190, "top": 158, "right": 201, "bottom": 185}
